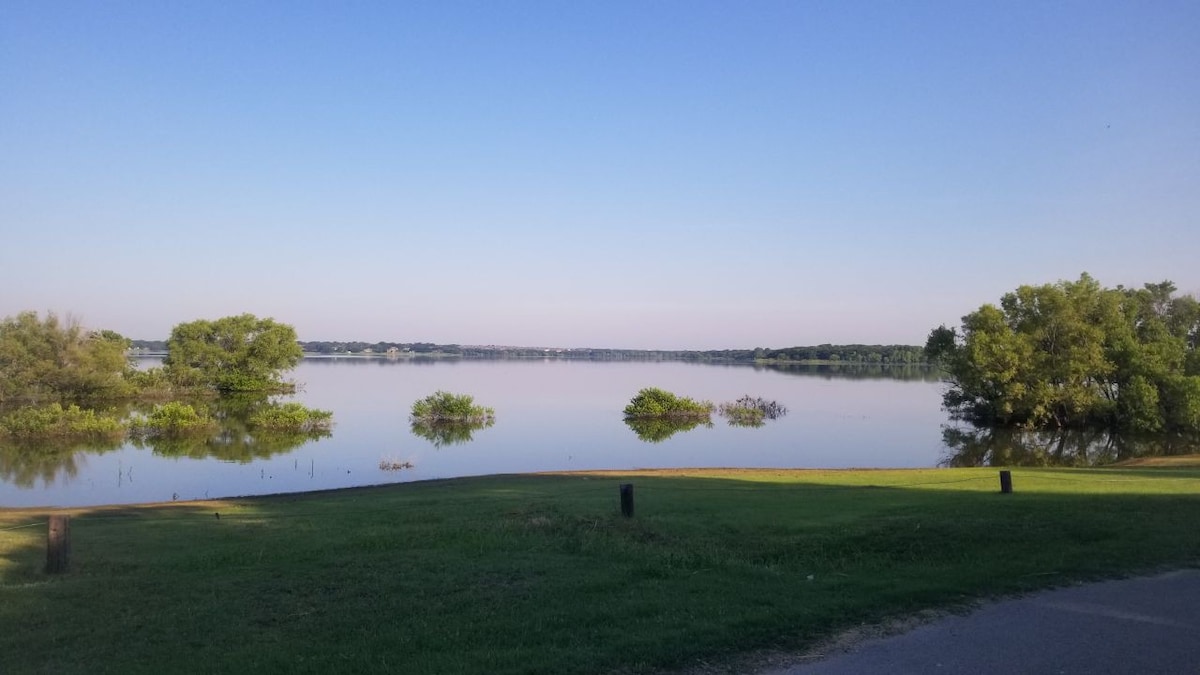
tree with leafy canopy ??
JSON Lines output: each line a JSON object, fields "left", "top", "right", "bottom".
{"left": 408, "top": 391, "right": 494, "bottom": 448}
{"left": 163, "top": 314, "right": 302, "bottom": 393}
{"left": 927, "top": 274, "right": 1200, "bottom": 433}
{"left": 623, "top": 388, "right": 713, "bottom": 420}
{"left": 410, "top": 391, "right": 494, "bottom": 424}
{"left": 0, "top": 311, "right": 132, "bottom": 405}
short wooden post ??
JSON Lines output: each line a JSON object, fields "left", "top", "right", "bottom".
{"left": 999, "top": 470, "right": 1013, "bottom": 494}
{"left": 46, "top": 515, "right": 70, "bottom": 574}
{"left": 619, "top": 483, "right": 634, "bottom": 518}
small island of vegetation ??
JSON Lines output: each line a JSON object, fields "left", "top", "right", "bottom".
{"left": 247, "top": 402, "right": 334, "bottom": 433}
{"left": 622, "top": 388, "right": 714, "bottom": 443}
{"left": 127, "top": 401, "right": 219, "bottom": 439}
{"left": 410, "top": 391, "right": 495, "bottom": 425}
{"left": 622, "top": 387, "right": 714, "bottom": 420}
{"left": 622, "top": 389, "right": 789, "bottom": 440}
{"left": 0, "top": 311, "right": 333, "bottom": 445}
{"left": 409, "top": 391, "right": 495, "bottom": 448}
{"left": 717, "top": 395, "right": 788, "bottom": 427}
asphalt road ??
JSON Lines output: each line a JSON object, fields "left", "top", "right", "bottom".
{"left": 767, "top": 569, "right": 1200, "bottom": 675}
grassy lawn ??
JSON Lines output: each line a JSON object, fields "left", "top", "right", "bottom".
{"left": 3, "top": 466, "right": 1200, "bottom": 673}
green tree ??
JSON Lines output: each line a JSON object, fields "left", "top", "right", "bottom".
{"left": 923, "top": 325, "right": 957, "bottom": 363}
{"left": 622, "top": 388, "right": 713, "bottom": 420}
{"left": 410, "top": 391, "right": 495, "bottom": 424}
{"left": 0, "top": 312, "right": 132, "bottom": 405}
{"left": 934, "top": 274, "right": 1200, "bottom": 433}
{"left": 163, "top": 314, "right": 302, "bottom": 392}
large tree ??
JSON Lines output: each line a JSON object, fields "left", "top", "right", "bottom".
{"left": 0, "top": 312, "right": 131, "bottom": 405}
{"left": 927, "top": 274, "right": 1200, "bottom": 432}
{"left": 164, "top": 314, "right": 303, "bottom": 392}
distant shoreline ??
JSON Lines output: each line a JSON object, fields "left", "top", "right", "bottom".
{"left": 130, "top": 350, "right": 935, "bottom": 367}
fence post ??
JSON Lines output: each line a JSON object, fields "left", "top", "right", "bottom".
{"left": 46, "top": 515, "right": 70, "bottom": 574}
{"left": 999, "top": 470, "right": 1013, "bottom": 494}
{"left": 620, "top": 483, "right": 634, "bottom": 518}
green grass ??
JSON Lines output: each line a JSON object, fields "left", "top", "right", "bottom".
{"left": 3, "top": 467, "right": 1200, "bottom": 674}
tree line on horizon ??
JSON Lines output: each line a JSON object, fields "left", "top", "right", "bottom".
{"left": 130, "top": 339, "right": 928, "bottom": 364}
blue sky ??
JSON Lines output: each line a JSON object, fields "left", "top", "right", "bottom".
{"left": 2, "top": 1, "right": 1197, "bottom": 349}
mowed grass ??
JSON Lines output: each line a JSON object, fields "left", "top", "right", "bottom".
{"left": 3, "top": 466, "right": 1200, "bottom": 674}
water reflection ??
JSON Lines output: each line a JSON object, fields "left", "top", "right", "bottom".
{"left": 940, "top": 425, "right": 1200, "bottom": 467}
{"left": 756, "top": 363, "right": 941, "bottom": 382}
{"left": 0, "top": 438, "right": 123, "bottom": 488}
{"left": 0, "top": 394, "right": 332, "bottom": 486}
{"left": 410, "top": 419, "right": 494, "bottom": 448}
{"left": 299, "top": 356, "right": 941, "bottom": 381}
{"left": 724, "top": 417, "right": 764, "bottom": 429}
{"left": 625, "top": 417, "right": 713, "bottom": 443}
{"left": 18, "top": 358, "right": 1174, "bottom": 508}
{"left": 134, "top": 395, "right": 332, "bottom": 462}
{"left": 133, "top": 427, "right": 329, "bottom": 462}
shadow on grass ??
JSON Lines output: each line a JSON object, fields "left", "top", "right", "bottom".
{"left": 2, "top": 469, "right": 1200, "bottom": 674}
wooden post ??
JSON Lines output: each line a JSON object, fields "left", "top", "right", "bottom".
{"left": 999, "top": 470, "right": 1013, "bottom": 494}
{"left": 45, "top": 515, "right": 70, "bottom": 574}
{"left": 619, "top": 483, "right": 634, "bottom": 518}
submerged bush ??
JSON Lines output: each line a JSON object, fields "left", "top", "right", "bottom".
{"left": 128, "top": 401, "right": 217, "bottom": 438}
{"left": 125, "top": 366, "right": 192, "bottom": 398}
{"left": 721, "top": 406, "right": 765, "bottom": 427}
{"left": 247, "top": 402, "right": 334, "bottom": 433}
{"left": 410, "top": 391, "right": 495, "bottom": 424}
{"left": 0, "top": 403, "right": 125, "bottom": 440}
{"left": 379, "top": 457, "right": 414, "bottom": 471}
{"left": 622, "top": 388, "right": 714, "bottom": 420}
{"left": 718, "top": 395, "right": 787, "bottom": 427}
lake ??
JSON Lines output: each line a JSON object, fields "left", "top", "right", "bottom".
{"left": 2, "top": 358, "right": 1195, "bottom": 507}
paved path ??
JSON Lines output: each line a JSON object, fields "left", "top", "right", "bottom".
{"left": 767, "top": 569, "right": 1200, "bottom": 675}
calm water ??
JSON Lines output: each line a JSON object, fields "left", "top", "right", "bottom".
{"left": 2, "top": 359, "right": 1194, "bottom": 508}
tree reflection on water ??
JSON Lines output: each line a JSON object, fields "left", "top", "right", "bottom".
{"left": 940, "top": 425, "right": 1200, "bottom": 467}
{"left": 0, "top": 394, "right": 332, "bottom": 487}
{"left": 625, "top": 417, "right": 713, "bottom": 443}
{"left": 410, "top": 419, "right": 495, "bottom": 448}
{"left": 0, "top": 437, "right": 124, "bottom": 489}
{"left": 756, "top": 363, "right": 941, "bottom": 382}
{"left": 132, "top": 394, "right": 331, "bottom": 462}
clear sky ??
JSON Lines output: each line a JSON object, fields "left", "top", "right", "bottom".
{"left": 2, "top": 1, "right": 1197, "bottom": 349}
